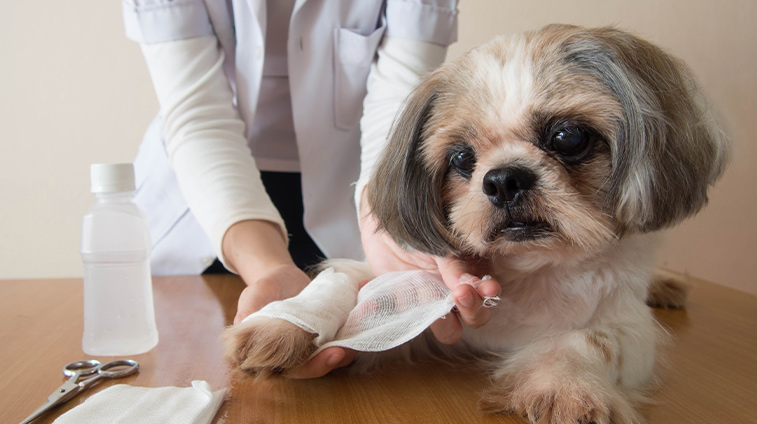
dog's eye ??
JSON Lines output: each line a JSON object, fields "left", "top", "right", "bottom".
{"left": 552, "top": 125, "right": 592, "bottom": 158}
{"left": 449, "top": 146, "right": 476, "bottom": 178}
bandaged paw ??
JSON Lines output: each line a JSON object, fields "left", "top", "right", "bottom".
{"left": 242, "top": 268, "right": 466, "bottom": 355}
{"left": 244, "top": 268, "right": 359, "bottom": 346}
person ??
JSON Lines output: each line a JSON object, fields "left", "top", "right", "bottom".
{"left": 123, "top": 0, "right": 500, "bottom": 378}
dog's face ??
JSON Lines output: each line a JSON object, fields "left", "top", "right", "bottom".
{"left": 368, "top": 25, "right": 729, "bottom": 261}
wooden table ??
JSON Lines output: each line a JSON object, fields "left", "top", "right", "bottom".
{"left": 1, "top": 274, "right": 755, "bottom": 423}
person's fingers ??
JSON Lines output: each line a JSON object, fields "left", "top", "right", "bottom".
{"left": 289, "top": 347, "right": 358, "bottom": 379}
{"left": 452, "top": 283, "right": 491, "bottom": 329}
{"left": 429, "top": 312, "right": 463, "bottom": 345}
{"left": 436, "top": 256, "right": 503, "bottom": 328}
{"left": 334, "top": 348, "right": 359, "bottom": 368}
{"left": 289, "top": 347, "right": 343, "bottom": 379}
{"left": 435, "top": 256, "right": 473, "bottom": 291}
{"left": 476, "top": 277, "right": 500, "bottom": 298}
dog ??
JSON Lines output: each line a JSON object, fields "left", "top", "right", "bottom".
{"left": 223, "top": 24, "right": 729, "bottom": 423}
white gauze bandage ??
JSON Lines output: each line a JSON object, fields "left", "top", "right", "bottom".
{"left": 315, "top": 270, "right": 455, "bottom": 354}
{"left": 243, "top": 268, "right": 359, "bottom": 346}
{"left": 241, "top": 268, "right": 499, "bottom": 355}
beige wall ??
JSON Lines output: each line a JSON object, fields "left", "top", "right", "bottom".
{"left": 1, "top": 1, "right": 755, "bottom": 294}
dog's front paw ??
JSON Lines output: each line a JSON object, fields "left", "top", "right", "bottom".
{"left": 479, "top": 372, "right": 641, "bottom": 424}
{"left": 221, "top": 316, "right": 316, "bottom": 379}
{"left": 646, "top": 268, "right": 692, "bottom": 309}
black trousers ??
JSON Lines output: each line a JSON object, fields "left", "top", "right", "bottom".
{"left": 203, "top": 171, "right": 326, "bottom": 274}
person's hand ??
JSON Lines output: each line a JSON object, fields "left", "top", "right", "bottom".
{"left": 359, "top": 198, "right": 501, "bottom": 345}
{"left": 427, "top": 257, "right": 501, "bottom": 344}
{"left": 223, "top": 219, "right": 356, "bottom": 377}
{"left": 223, "top": 220, "right": 309, "bottom": 324}
{"left": 233, "top": 262, "right": 310, "bottom": 324}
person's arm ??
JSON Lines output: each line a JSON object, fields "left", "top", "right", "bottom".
{"left": 354, "top": 37, "right": 447, "bottom": 215}
{"left": 139, "top": 36, "right": 311, "bottom": 318}
{"left": 224, "top": 220, "right": 311, "bottom": 324}
{"left": 139, "top": 36, "right": 287, "bottom": 271}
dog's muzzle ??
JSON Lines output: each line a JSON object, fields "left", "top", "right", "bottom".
{"left": 482, "top": 166, "right": 536, "bottom": 208}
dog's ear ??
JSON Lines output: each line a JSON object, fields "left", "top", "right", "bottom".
{"left": 366, "top": 74, "right": 454, "bottom": 256}
{"left": 555, "top": 25, "right": 730, "bottom": 232}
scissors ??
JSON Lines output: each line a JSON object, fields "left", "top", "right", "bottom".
{"left": 20, "top": 359, "right": 139, "bottom": 424}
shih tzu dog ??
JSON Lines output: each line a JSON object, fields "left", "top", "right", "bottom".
{"left": 224, "top": 24, "right": 729, "bottom": 423}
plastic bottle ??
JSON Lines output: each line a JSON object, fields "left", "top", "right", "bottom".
{"left": 81, "top": 163, "right": 159, "bottom": 355}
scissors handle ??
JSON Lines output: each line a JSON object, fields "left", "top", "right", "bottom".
{"left": 62, "top": 359, "right": 101, "bottom": 378}
{"left": 74, "top": 359, "right": 140, "bottom": 391}
{"left": 97, "top": 359, "right": 140, "bottom": 379}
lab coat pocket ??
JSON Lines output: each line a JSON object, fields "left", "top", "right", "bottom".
{"left": 333, "top": 24, "right": 387, "bottom": 130}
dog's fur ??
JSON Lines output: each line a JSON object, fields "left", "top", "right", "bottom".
{"left": 223, "top": 25, "right": 728, "bottom": 423}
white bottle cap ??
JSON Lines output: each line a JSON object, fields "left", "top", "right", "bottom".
{"left": 90, "top": 163, "right": 136, "bottom": 193}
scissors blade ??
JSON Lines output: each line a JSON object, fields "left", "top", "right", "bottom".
{"left": 19, "top": 380, "right": 82, "bottom": 424}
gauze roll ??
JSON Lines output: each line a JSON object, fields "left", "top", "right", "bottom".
{"left": 241, "top": 268, "right": 455, "bottom": 353}
{"left": 316, "top": 270, "right": 455, "bottom": 354}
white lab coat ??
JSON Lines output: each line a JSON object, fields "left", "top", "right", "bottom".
{"left": 122, "top": 0, "right": 458, "bottom": 275}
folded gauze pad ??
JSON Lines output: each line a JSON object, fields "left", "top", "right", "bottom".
{"left": 242, "top": 268, "right": 456, "bottom": 354}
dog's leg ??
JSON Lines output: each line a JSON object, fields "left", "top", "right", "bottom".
{"left": 479, "top": 311, "right": 659, "bottom": 424}
{"left": 646, "top": 268, "right": 693, "bottom": 309}
{"left": 222, "top": 260, "right": 373, "bottom": 379}
{"left": 222, "top": 316, "right": 317, "bottom": 379}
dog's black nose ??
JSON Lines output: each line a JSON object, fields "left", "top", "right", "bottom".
{"left": 482, "top": 167, "right": 536, "bottom": 207}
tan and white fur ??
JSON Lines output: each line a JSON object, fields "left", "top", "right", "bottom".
{"left": 223, "top": 25, "right": 729, "bottom": 423}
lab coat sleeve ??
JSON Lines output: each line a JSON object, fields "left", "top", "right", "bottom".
{"left": 355, "top": 0, "right": 457, "bottom": 221}
{"left": 385, "top": 0, "right": 458, "bottom": 46}
{"left": 355, "top": 36, "right": 449, "bottom": 222}
{"left": 139, "top": 35, "right": 288, "bottom": 274}
{"left": 122, "top": 0, "right": 215, "bottom": 44}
